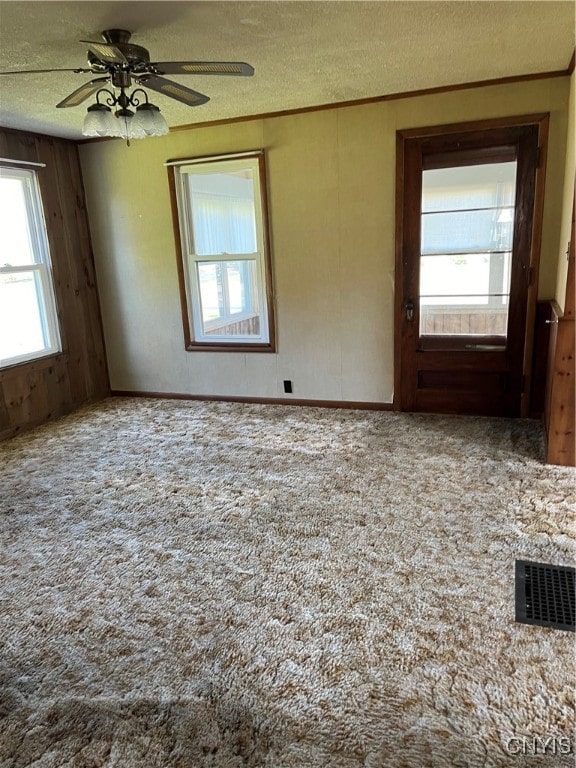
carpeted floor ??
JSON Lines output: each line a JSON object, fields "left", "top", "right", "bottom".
{"left": 0, "top": 397, "right": 574, "bottom": 768}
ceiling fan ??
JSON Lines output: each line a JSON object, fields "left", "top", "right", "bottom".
{"left": 0, "top": 29, "right": 255, "bottom": 138}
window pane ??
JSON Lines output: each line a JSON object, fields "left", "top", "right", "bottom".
{"left": 0, "top": 271, "right": 47, "bottom": 362}
{"left": 0, "top": 168, "right": 61, "bottom": 367}
{"left": 187, "top": 170, "right": 257, "bottom": 256}
{"left": 197, "top": 259, "right": 261, "bottom": 338}
{"left": 0, "top": 174, "right": 38, "bottom": 266}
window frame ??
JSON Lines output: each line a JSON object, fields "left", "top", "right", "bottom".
{"left": 168, "top": 151, "right": 276, "bottom": 353}
{"left": 0, "top": 164, "right": 62, "bottom": 369}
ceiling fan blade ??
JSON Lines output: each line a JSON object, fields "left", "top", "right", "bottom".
{"left": 136, "top": 75, "right": 209, "bottom": 106}
{"left": 80, "top": 40, "right": 127, "bottom": 65}
{"left": 0, "top": 68, "right": 92, "bottom": 75}
{"left": 56, "top": 77, "right": 109, "bottom": 108}
{"left": 151, "top": 61, "right": 254, "bottom": 77}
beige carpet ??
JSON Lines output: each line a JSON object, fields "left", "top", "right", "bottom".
{"left": 0, "top": 397, "right": 574, "bottom": 768}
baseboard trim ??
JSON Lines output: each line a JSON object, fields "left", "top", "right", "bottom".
{"left": 111, "top": 390, "right": 395, "bottom": 411}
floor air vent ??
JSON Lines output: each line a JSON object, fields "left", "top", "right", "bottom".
{"left": 515, "top": 560, "right": 575, "bottom": 632}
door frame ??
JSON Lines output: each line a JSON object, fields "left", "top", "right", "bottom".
{"left": 394, "top": 113, "right": 549, "bottom": 416}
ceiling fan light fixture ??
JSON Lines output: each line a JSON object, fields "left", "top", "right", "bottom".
{"left": 4, "top": 29, "right": 254, "bottom": 142}
{"left": 82, "top": 102, "right": 115, "bottom": 137}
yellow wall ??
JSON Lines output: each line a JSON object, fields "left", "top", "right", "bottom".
{"left": 555, "top": 70, "right": 575, "bottom": 311}
{"left": 79, "top": 76, "right": 570, "bottom": 403}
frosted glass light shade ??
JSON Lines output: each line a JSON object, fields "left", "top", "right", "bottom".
{"left": 130, "top": 108, "right": 152, "bottom": 139}
{"left": 133, "top": 103, "right": 169, "bottom": 137}
{"left": 111, "top": 109, "right": 135, "bottom": 139}
{"left": 148, "top": 109, "right": 169, "bottom": 136}
{"left": 82, "top": 104, "right": 115, "bottom": 137}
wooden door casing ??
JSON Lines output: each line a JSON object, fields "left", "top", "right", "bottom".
{"left": 395, "top": 115, "right": 549, "bottom": 417}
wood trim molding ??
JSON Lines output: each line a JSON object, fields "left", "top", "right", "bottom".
{"left": 79, "top": 68, "right": 570, "bottom": 144}
{"left": 393, "top": 130, "right": 407, "bottom": 411}
{"left": 166, "top": 165, "right": 192, "bottom": 351}
{"left": 521, "top": 114, "right": 550, "bottom": 416}
{"left": 397, "top": 113, "right": 550, "bottom": 142}
{"left": 167, "top": 71, "right": 568, "bottom": 134}
{"left": 184, "top": 343, "right": 275, "bottom": 353}
{"left": 111, "top": 390, "right": 394, "bottom": 412}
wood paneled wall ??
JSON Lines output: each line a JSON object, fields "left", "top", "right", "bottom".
{"left": 530, "top": 301, "right": 554, "bottom": 418}
{"left": 543, "top": 190, "right": 575, "bottom": 466}
{"left": 0, "top": 128, "right": 109, "bottom": 440}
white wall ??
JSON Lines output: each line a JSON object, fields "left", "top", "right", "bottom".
{"left": 80, "top": 76, "right": 570, "bottom": 403}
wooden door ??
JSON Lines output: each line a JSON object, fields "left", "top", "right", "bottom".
{"left": 395, "top": 116, "right": 548, "bottom": 416}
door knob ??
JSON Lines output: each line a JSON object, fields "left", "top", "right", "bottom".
{"left": 405, "top": 299, "right": 414, "bottom": 322}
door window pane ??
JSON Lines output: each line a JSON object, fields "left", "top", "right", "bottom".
{"left": 422, "top": 209, "right": 514, "bottom": 254}
{"left": 422, "top": 163, "right": 516, "bottom": 212}
{"left": 420, "top": 161, "right": 517, "bottom": 337}
{"left": 420, "top": 298, "right": 509, "bottom": 335}
{"left": 421, "top": 252, "right": 511, "bottom": 303}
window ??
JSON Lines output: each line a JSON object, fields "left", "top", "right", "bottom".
{"left": 0, "top": 166, "right": 61, "bottom": 367}
{"left": 171, "top": 152, "right": 274, "bottom": 350}
{"left": 419, "top": 160, "right": 517, "bottom": 339}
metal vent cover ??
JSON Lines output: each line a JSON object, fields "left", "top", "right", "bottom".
{"left": 515, "top": 560, "right": 575, "bottom": 632}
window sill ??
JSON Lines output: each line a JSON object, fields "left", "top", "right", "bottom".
{"left": 0, "top": 350, "right": 64, "bottom": 373}
{"left": 185, "top": 341, "right": 275, "bottom": 353}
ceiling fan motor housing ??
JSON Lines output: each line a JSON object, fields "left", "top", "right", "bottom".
{"left": 87, "top": 29, "right": 151, "bottom": 72}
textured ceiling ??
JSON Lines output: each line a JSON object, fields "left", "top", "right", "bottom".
{"left": 0, "top": 1, "right": 574, "bottom": 141}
